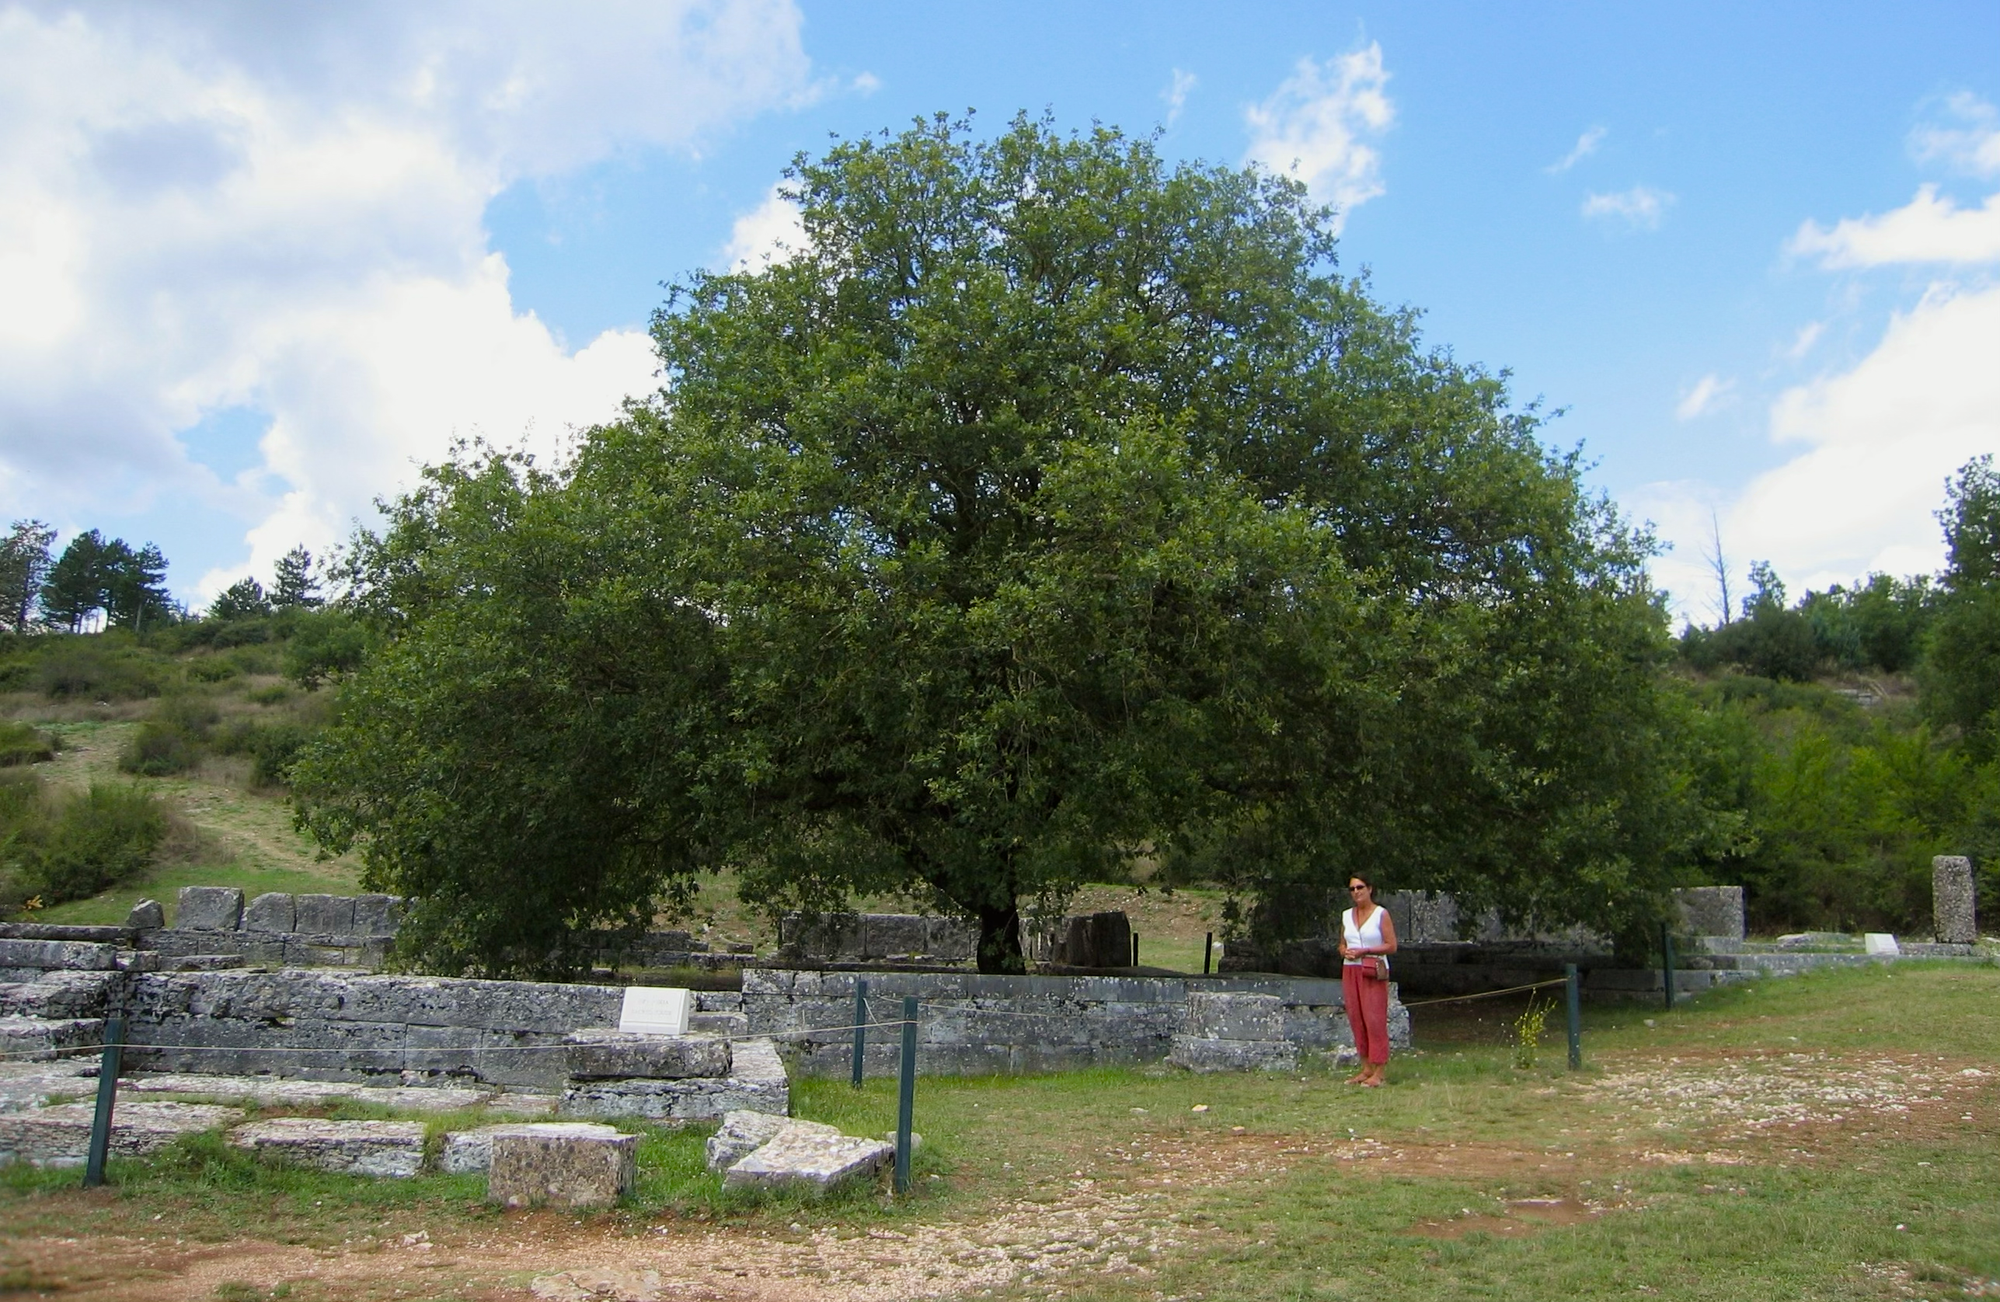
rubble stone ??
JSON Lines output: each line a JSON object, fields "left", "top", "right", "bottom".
{"left": 488, "top": 1123, "right": 637, "bottom": 1207}
{"left": 703, "top": 1110, "right": 843, "bottom": 1172}
{"left": 229, "top": 1117, "right": 427, "bottom": 1177}
{"left": 722, "top": 1127, "right": 892, "bottom": 1192}
{"left": 126, "top": 899, "right": 164, "bottom": 930}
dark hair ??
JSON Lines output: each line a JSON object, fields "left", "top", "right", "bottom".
{"left": 1346, "top": 872, "right": 1377, "bottom": 895}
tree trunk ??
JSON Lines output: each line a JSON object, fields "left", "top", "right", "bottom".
{"left": 974, "top": 899, "right": 1027, "bottom": 974}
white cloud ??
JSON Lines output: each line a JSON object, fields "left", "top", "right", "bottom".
{"left": 1162, "top": 68, "right": 1197, "bottom": 127}
{"left": 1546, "top": 126, "right": 1606, "bottom": 174}
{"left": 1243, "top": 44, "right": 1393, "bottom": 228}
{"left": 1786, "top": 321, "right": 1824, "bottom": 360}
{"left": 0, "top": 2, "right": 813, "bottom": 596}
{"left": 1581, "top": 185, "right": 1673, "bottom": 229}
{"left": 721, "top": 181, "right": 805, "bottom": 270}
{"left": 852, "top": 71, "right": 881, "bottom": 96}
{"left": 1788, "top": 185, "right": 2000, "bottom": 267}
{"left": 1911, "top": 91, "right": 2000, "bottom": 178}
{"left": 1675, "top": 374, "right": 1734, "bottom": 420}
{"left": 1646, "top": 283, "right": 2000, "bottom": 614}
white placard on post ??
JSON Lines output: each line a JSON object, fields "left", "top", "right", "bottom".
{"left": 618, "top": 986, "right": 692, "bottom": 1035}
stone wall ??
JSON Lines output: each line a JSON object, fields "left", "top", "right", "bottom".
{"left": 135, "top": 887, "right": 403, "bottom": 969}
{"left": 776, "top": 913, "right": 978, "bottom": 964}
{"left": 742, "top": 967, "right": 1407, "bottom": 1077}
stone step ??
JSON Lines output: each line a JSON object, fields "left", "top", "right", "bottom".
{"left": 0, "top": 1100, "right": 240, "bottom": 1167}
{"left": 0, "top": 923, "right": 135, "bottom": 945}
{"left": 0, "top": 1016, "right": 104, "bottom": 1061}
{"left": 688, "top": 1011, "right": 748, "bottom": 1035}
{"left": 229, "top": 1117, "right": 427, "bottom": 1177}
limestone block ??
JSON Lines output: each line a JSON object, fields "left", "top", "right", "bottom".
{"left": 241, "top": 893, "right": 296, "bottom": 933}
{"left": 722, "top": 1127, "right": 892, "bottom": 1192}
{"left": 1934, "top": 856, "right": 1977, "bottom": 944}
{"left": 0, "top": 971, "right": 121, "bottom": 1020}
{"left": 0, "top": 1016, "right": 104, "bottom": 1061}
{"left": 561, "top": 1038, "right": 789, "bottom": 1121}
{"left": 125, "top": 899, "right": 164, "bottom": 930}
{"left": 1051, "top": 912, "right": 1131, "bottom": 968}
{"left": 1167, "top": 1035, "right": 1299, "bottom": 1073}
{"left": 926, "top": 916, "right": 979, "bottom": 961}
{"left": 780, "top": 912, "right": 864, "bottom": 960}
{"left": 1673, "top": 886, "right": 1746, "bottom": 940}
{"left": 488, "top": 1123, "right": 637, "bottom": 1207}
{"left": 230, "top": 1118, "right": 427, "bottom": 1177}
{"left": 440, "top": 1120, "right": 622, "bottom": 1176}
{"left": 293, "top": 894, "right": 356, "bottom": 935}
{"left": 864, "top": 914, "right": 930, "bottom": 958}
{"left": 563, "top": 1030, "right": 729, "bottom": 1080}
{"left": 0, "top": 1101, "right": 239, "bottom": 1167}
{"left": 0, "top": 938, "right": 122, "bottom": 971}
{"left": 351, "top": 894, "right": 403, "bottom": 936}
{"left": 175, "top": 887, "right": 243, "bottom": 931}
{"left": 704, "top": 1111, "right": 844, "bottom": 1172}
{"left": 1181, "top": 991, "right": 1285, "bottom": 1041}
{"left": 617, "top": 986, "right": 691, "bottom": 1035}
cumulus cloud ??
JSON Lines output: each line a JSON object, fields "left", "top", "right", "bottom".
{"left": 1547, "top": 126, "right": 1606, "bottom": 174}
{"left": 721, "top": 181, "right": 806, "bottom": 270}
{"left": 1162, "top": 68, "right": 1197, "bottom": 127}
{"left": 1788, "top": 185, "right": 2000, "bottom": 267}
{"left": 1244, "top": 44, "right": 1393, "bottom": 227}
{"left": 1582, "top": 185, "right": 1673, "bottom": 229}
{"left": 1786, "top": 321, "right": 1824, "bottom": 360}
{"left": 0, "top": 2, "right": 813, "bottom": 597}
{"left": 1675, "top": 374, "right": 1734, "bottom": 421}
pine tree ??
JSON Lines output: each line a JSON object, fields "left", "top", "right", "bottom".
{"left": 0, "top": 521, "right": 56, "bottom": 631}
{"left": 209, "top": 577, "right": 271, "bottom": 621}
{"left": 271, "top": 546, "right": 322, "bottom": 609}
{"left": 40, "top": 531, "right": 108, "bottom": 633}
{"left": 104, "top": 541, "right": 171, "bottom": 631}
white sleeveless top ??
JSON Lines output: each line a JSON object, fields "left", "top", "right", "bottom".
{"left": 1342, "top": 905, "right": 1388, "bottom": 971}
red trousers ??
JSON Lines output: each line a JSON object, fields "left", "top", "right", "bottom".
{"left": 1342, "top": 964, "right": 1391, "bottom": 1065}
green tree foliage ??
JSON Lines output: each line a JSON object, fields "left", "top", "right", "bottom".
{"left": 0, "top": 521, "right": 56, "bottom": 632}
{"left": 209, "top": 577, "right": 271, "bottom": 621}
{"left": 271, "top": 546, "right": 323, "bottom": 610}
{"left": 1924, "top": 456, "right": 2000, "bottom": 758}
{"left": 295, "top": 115, "right": 1721, "bottom": 976}
{"left": 40, "top": 530, "right": 108, "bottom": 632}
{"left": 0, "top": 774, "right": 168, "bottom": 910}
{"left": 36, "top": 531, "right": 174, "bottom": 633}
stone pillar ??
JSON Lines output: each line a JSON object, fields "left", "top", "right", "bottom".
{"left": 1933, "top": 856, "right": 1977, "bottom": 944}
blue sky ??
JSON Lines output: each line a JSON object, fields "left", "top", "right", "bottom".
{"left": 4, "top": 2, "right": 1998, "bottom": 622}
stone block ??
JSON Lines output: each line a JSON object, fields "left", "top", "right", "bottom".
{"left": 0, "top": 938, "right": 122, "bottom": 971}
{"left": 0, "top": 1101, "right": 239, "bottom": 1167}
{"left": 0, "top": 971, "right": 121, "bottom": 1020}
{"left": 230, "top": 1118, "right": 427, "bottom": 1177}
{"left": 780, "top": 912, "right": 864, "bottom": 960}
{"left": 617, "top": 986, "right": 691, "bottom": 1035}
{"left": 722, "top": 1127, "right": 893, "bottom": 1192}
{"left": 563, "top": 1030, "right": 729, "bottom": 1080}
{"left": 241, "top": 893, "right": 297, "bottom": 933}
{"left": 126, "top": 899, "right": 164, "bottom": 930}
{"left": 702, "top": 1111, "right": 850, "bottom": 1172}
{"left": 1673, "top": 886, "right": 1746, "bottom": 940}
{"left": 1181, "top": 991, "right": 1285, "bottom": 1041}
{"left": 439, "top": 1120, "right": 621, "bottom": 1177}
{"left": 1167, "top": 1035, "right": 1299, "bottom": 1073}
{"left": 351, "top": 894, "right": 403, "bottom": 936}
{"left": 0, "top": 1016, "right": 104, "bottom": 1061}
{"left": 175, "top": 887, "right": 243, "bottom": 931}
{"left": 1934, "top": 856, "right": 1977, "bottom": 944}
{"left": 488, "top": 1123, "right": 637, "bottom": 1207}
{"left": 926, "top": 917, "right": 979, "bottom": 960}
{"left": 1051, "top": 912, "right": 1131, "bottom": 968}
{"left": 561, "top": 1038, "right": 788, "bottom": 1121}
{"left": 293, "top": 894, "right": 356, "bottom": 935}
{"left": 864, "top": 914, "right": 930, "bottom": 959}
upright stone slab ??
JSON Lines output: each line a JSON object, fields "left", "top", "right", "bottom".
{"left": 1673, "top": 886, "right": 1746, "bottom": 940}
{"left": 1052, "top": 912, "right": 1132, "bottom": 968}
{"left": 125, "top": 899, "right": 164, "bottom": 930}
{"left": 1934, "top": 856, "right": 1977, "bottom": 944}
{"left": 488, "top": 1123, "right": 637, "bottom": 1207}
{"left": 294, "top": 894, "right": 356, "bottom": 935}
{"left": 242, "top": 892, "right": 296, "bottom": 933}
{"left": 351, "top": 894, "right": 402, "bottom": 936}
{"left": 175, "top": 886, "right": 243, "bottom": 931}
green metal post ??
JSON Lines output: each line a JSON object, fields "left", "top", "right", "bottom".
{"left": 1203, "top": 932, "right": 1213, "bottom": 976}
{"left": 83, "top": 1015, "right": 125, "bottom": 1188}
{"left": 1566, "top": 964, "right": 1581, "bottom": 1070}
{"left": 894, "top": 996, "right": 917, "bottom": 1194}
{"left": 1131, "top": 932, "right": 1139, "bottom": 968}
{"left": 1661, "top": 924, "right": 1676, "bottom": 1011}
{"left": 850, "top": 979, "right": 868, "bottom": 1088}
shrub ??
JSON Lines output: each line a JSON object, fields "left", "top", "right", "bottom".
{"left": 118, "top": 695, "right": 219, "bottom": 776}
{"left": 246, "top": 683, "right": 291, "bottom": 706}
{"left": 0, "top": 776, "right": 167, "bottom": 908}
{"left": 284, "top": 610, "right": 372, "bottom": 689}
{"left": 0, "top": 721, "right": 54, "bottom": 766}
{"left": 34, "top": 638, "right": 164, "bottom": 700}
{"left": 186, "top": 656, "right": 240, "bottom": 683}
{"left": 212, "top": 716, "right": 318, "bottom": 788}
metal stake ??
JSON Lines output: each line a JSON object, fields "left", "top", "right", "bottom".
{"left": 1203, "top": 932, "right": 1213, "bottom": 976}
{"left": 851, "top": 979, "right": 868, "bottom": 1088}
{"left": 1565, "top": 963, "right": 1581, "bottom": 1070}
{"left": 894, "top": 996, "right": 917, "bottom": 1194}
{"left": 1661, "top": 924, "right": 1676, "bottom": 1011}
{"left": 84, "top": 1015, "right": 125, "bottom": 1188}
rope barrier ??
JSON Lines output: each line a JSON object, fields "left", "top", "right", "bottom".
{"left": 1396, "top": 977, "right": 1570, "bottom": 1008}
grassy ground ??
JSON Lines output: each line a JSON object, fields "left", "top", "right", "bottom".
{"left": 3, "top": 961, "right": 1995, "bottom": 1300}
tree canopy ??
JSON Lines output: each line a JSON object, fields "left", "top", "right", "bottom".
{"left": 294, "top": 115, "right": 1715, "bottom": 976}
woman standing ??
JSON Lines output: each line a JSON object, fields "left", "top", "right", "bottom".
{"left": 1338, "top": 873, "right": 1398, "bottom": 1086}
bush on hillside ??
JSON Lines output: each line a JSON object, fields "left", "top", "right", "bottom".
{"left": 118, "top": 694, "right": 219, "bottom": 776}
{"left": 0, "top": 720, "right": 55, "bottom": 766}
{"left": 33, "top": 637, "right": 165, "bottom": 700}
{"left": 0, "top": 773, "right": 169, "bottom": 910}
{"left": 283, "top": 609, "right": 371, "bottom": 689}
{"left": 213, "top": 717, "right": 318, "bottom": 788}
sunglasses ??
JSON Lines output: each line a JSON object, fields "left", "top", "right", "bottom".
{"left": 1347, "top": 884, "right": 1369, "bottom": 892}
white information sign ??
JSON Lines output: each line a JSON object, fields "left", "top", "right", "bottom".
{"left": 618, "top": 986, "right": 692, "bottom": 1035}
